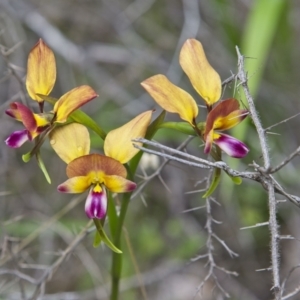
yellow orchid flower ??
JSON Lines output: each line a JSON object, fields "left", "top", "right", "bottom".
{"left": 5, "top": 85, "right": 97, "bottom": 148}
{"left": 51, "top": 111, "right": 152, "bottom": 219}
{"left": 141, "top": 39, "right": 221, "bottom": 127}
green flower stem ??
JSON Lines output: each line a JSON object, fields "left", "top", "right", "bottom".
{"left": 109, "top": 111, "right": 165, "bottom": 299}
{"left": 110, "top": 192, "right": 132, "bottom": 300}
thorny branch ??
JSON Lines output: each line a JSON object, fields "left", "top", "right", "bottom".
{"left": 236, "top": 47, "right": 281, "bottom": 299}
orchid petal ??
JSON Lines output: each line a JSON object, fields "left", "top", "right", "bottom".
{"left": 5, "top": 102, "right": 50, "bottom": 139}
{"left": 204, "top": 130, "right": 214, "bottom": 154}
{"left": 104, "top": 111, "right": 152, "bottom": 164}
{"left": 214, "top": 133, "right": 249, "bottom": 158}
{"left": 179, "top": 39, "right": 221, "bottom": 107}
{"left": 50, "top": 123, "right": 90, "bottom": 164}
{"left": 54, "top": 85, "right": 98, "bottom": 123}
{"left": 66, "top": 154, "right": 127, "bottom": 179}
{"left": 57, "top": 176, "right": 90, "bottom": 193}
{"left": 205, "top": 99, "right": 248, "bottom": 138}
{"left": 103, "top": 175, "right": 137, "bottom": 193}
{"left": 5, "top": 130, "right": 29, "bottom": 148}
{"left": 141, "top": 74, "right": 198, "bottom": 125}
{"left": 85, "top": 185, "right": 107, "bottom": 219}
{"left": 26, "top": 39, "right": 56, "bottom": 102}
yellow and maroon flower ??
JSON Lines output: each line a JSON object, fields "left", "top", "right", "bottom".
{"left": 5, "top": 38, "right": 98, "bottom": 148}
{"left": 51, "top": 111, "right": 152, "bottom": 219}
{"left": 57, "top": 154, "right": 136, "bottom": 219}
{"left": 141, "top": 39, "right": 221, "bottom": 126}
{"left": 5, "top": 85, "right": 97, "bottom": 148}
{"left": 141, "top": 38, "right": 249, "bottom": 158}
{"left": 204, "top": 99, "right": 249, "bottom": 158}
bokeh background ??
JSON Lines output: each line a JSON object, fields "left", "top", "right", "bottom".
{"left": 1, "top": 0, "right": 300, "bottom": 299}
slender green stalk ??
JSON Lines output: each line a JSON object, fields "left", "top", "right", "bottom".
{"left": 110, "top": 192, "right": 131, "bottom": 300}
{"left": 109, "top": 110, "right": 165, "bottom": 299}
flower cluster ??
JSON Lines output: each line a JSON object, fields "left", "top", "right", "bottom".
{"left": 5, "top": 39, "right": 97, "bottom": 148}
{"left": 5, "top": 38, "right": 249, "bottom": 224}
{"left": 5, "top": 39, "right": 152, "bottom": 221}
{"left": 141, "top": 39, "right": 249, "bottom": 158}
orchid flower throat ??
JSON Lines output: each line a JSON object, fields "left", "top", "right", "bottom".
{"left": 89, "top": 171, "right": 106, "bottom": 188}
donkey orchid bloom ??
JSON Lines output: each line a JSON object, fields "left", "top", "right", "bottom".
{"left": 5, "top": 85, "right": 97, "bottom": 148}
{"left": 26, "top": 39, "right": 56, "bottom": 103}
{"left": 204, "top": 99, "right": 249, "bottom": 158}
{"left": 58, "top": 154, "right": 137, "bottom": 219}
{"left": 5, "top": 38, "right": 98, "bottom": 149}
{"left": 52, "top": 111, "right": 152, "bottom": 219}
{"left": 141, "top": 39, "right": 221, "bottom": 126}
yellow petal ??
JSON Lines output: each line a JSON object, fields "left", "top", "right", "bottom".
{"left": 103, "top": 175, "right": 136, "bottom": 193}
{"left": 54, "top": 85, "right": 98, "bottom": 123}
{"left": 57, "top": 176, "right": 90, "bottom": 193}
{"left": 49, "top": 123, "right": 90, "bottom": 164}
{"left": 104, "top": 111, "right": 152, "bottom": 164}
{"left": 141, "top": 75, "right": 198, "bottom": 125}
{"left": 179, "top": 39, "right": 221, "bottom": 106}
{"left": 26, "top": 39, "right": 56, "bottom": 102}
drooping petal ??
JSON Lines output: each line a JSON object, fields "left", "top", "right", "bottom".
{"left": 6, "top": 102, "right": 50, "bottom": 139}
{"left": 85, "top": 185, "right": 107, "bottom": 219}
{"left": 5, "top": 130, "right": 29, "bottom": 148}
{"left": 104, "top": 111, "right": 152, "bottom": 164}
{"left": 214, "top": 133, "right": 249, "bottom": 158}
{"left": 204, "top": 129, "right": 214, "bottom": 154}
{"left": 57, "top": 175, "right": 90, "bottom": 193}
{"left": 7, "top": 102, "right": 37, "bottom": 132}
{"left": 50, "top": 123, "right": 90, "bottom": 164}
{"left": 205, "top": 99, "right": 248, "bottom": 138}
{"left": 66, "top": 154, "right": 127, "bottom": 179}
{"left": 103, "top": 174, "right": 137, "bottom": 193}
{"left": 141, "top": 74, "right": 198, "bottom": 125}
{"left": 54, "top": 85, "right": 98, "bottom": 123}
{"left": 179, "top": 39, "right": 221, "bottom": 107}
{"left": 26, "top": 39, "right": 56, "bottom": 102}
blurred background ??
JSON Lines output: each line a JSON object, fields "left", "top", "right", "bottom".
{"left": 1, "top": 0, "right": 300, "bottom": 299}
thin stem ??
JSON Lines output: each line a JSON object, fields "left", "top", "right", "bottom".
{"left": 110, "top": 192, "right": 132, "bottom": 300}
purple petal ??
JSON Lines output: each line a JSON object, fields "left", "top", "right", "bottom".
{"left": 5, "top": 130, "right": 29, "bottom": 148}
{"left": 214, "top": 133, "right": 249, "bottom": 158}
{"left": 85, "top": 187, "right": 107, "bottom": 219}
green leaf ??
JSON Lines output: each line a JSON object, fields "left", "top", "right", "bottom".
{"left": 70, "top": 110, "right": 106, "bottom": 140}
{"left": 22, "top": 151, "right": 32, "bottom": 162}
{"left": 159, "top": 122, "right": 196, "bottom": 136}
{"left": 228, "top": 174, "right": 242, "bottom": 185}
{"left": 203, "top": 167, "right": 221, "bottom": 198}
{"left": 93, "top": 230, "right": 102, "bottom": 247}
{"left": 36, "top": 151, "right": 51, "bottom": 184}
{"left": 93, "top": 219, "right": 122, "bottom": 253}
